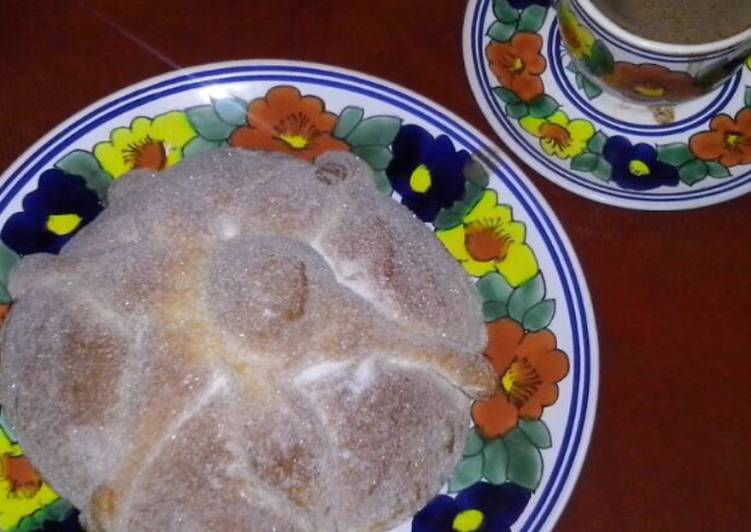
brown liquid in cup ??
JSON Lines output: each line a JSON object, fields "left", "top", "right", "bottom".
{"left": 590, "top": 0, "right": 751, "bottom": 45}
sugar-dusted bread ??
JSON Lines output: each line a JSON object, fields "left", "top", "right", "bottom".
{"left": 0, "top": 149, "right": 493, "bottom": 531}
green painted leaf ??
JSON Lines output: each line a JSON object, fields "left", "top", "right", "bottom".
{"left": 334, "top": 106, "right": 364, "bottom": 139}
{"left": 483, "top": 300, "right": 509, "bottom": 322}
{"left": 0, "top": 241, "right": 20, "bottom": 292}
{"left": 42, "top": 498, "right": 77, "bottom": 521}
{"left": 212, "top": 96, "right": 247, "bottom": 127}
{"left": 0, "top": 409, "right": 18, "bottom": 443}
{"left": 592, "top": 157, "right": 612, "bottom": 181}
{"left": 706, "top": 161, "right": 731, "bottom": 178}
{"left": 353, "top": 145, "right": 392, "bottom": 171}
{"left": 487, "top": 20, "right": 517, "bottom": 42}
{"left": 372, "top": 170, "right": 393, "bottom": 195}
{"left": 574, "top": 72, "right": 584, "bottom": 90}
{"left": 574, "top": 71, "right": 603, "bottom": 99}
{"left": 506, "top": 102, "right": 529, "bottom": 119}
{"left": 477, "top": 271, "right": 514, "bottom": 303}
{"left": 508, "top": 273, "right": 545, "bottom": 322}
{"left": 463, "top": 428, "right": 485, "bottom": 456}
{"left": 13, "top": 515, "right": 39, "bottom": 532}
{"left": 346, "top": 116, "right": 402, "bottom": 147}
{"left": 449, "top": 453, "right": 484, "bottom": 493}
{"left": 522, "top": 299, "right": 556, "bottom": 331}
{"left": 183, "top": 136, "right": 223, "bottom": 158}
{"left": 186, "top": 105, "right": 235, "bottom": 142}
{"left": 587, "top": 40, "right": 614, "bottom": 76}
{"left": 54, "top": 149, "right": 100, "bottom": 175}
{"left": 493, "top": 86, "right": 521, "bottom": 105}
{"left": 566, "top": 60, "right": 580, "bottom": 74}
{"left": 0, "top": 284, "right": 10, "bottom": 304}
{"left": 581, "top": 75, "right": 603, "bottom": 99}
{"left": 657, "top": 142, "right": 694, "bottom": 167}
{"left": 745, "top": 86, "right": 751, "bottom": 108}
{"left": 452, "top": 199, "right": 475, "bottom": 218}
{"left": 587, "top": 131, "right": 607, "bottom": 154}
{"left": 482, "top": 438, "right": 509, "bottom": 484}
{"left": 434, "top": 207, "right": 465, "bottom": 230}
{"left": 462, "top": 181, "right": 486, "bottom": 210}
{"left": 694, "top": 61, "right": 724, "bottom": 89}
{"left": 517, "top": 5, "right": 547, "bottom": 33}
{"left": 505, "top": 428, "right": 544, "bottom": 491}
{"left": 15, "top": 506, "right": 48, "bottom": 532}
{"left": 528, "top": 95, "right": 559, "bottom": 119}
{"left": 679, "top": 159, "right": 708, "bottom": 185}
{"left": 570, "top": 152, "right": 598, "bottom": 172}
{"left": 518, "top": 419, "right": 553, "bottom": 449}
{"left": 55, "top": 149, "right": 112, "bottom": 201}
{"left": 0, "top": 241, "right": 20, "bottom": 274}
{"left": 494, "top": 0, "right": 520, "bottom": 23}
{"left": 463, "top": 158, "right": 490, "bottom": 187}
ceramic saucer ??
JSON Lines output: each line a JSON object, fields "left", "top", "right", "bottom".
{"left": 464, "top": 0, "right": 751, "bottom": 210}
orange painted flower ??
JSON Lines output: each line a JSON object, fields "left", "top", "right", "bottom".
{"left": 229, "top": 86, "right": 350, "bottom": 162}
{"left": 689, "top": 109, "right": 751, "bottom": 167}
{"left": 0, "top": 303, "right": 9, "bottom": 328}
{"left": 486, "top": 33, "right": 547, "bottom": 104}
{"left": 1, "top": 454, "right": 42, "bottom": 498}
{"left": 471, "top": 319, "right": 568, "bottom": 439}
{"left": 605, "top": 62, "right": 700, "bottom": 102}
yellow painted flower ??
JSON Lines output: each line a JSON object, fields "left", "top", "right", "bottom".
{"left": 520, "top": 111, "right": 595, "bottom": 160}
{"left": 0, "top": 425, "right": 59, "bottom": 530}
{"left": 93, "top": 112, "right": 196, "bottom": 179}
{"left": 558, "top": 6, "right": 595, "bottom": 59}
{"left": 436, "top": 190, "right": 538, "bottom": 285}
{"left": 453, "top": 509, "right": 484, "bottom": 531}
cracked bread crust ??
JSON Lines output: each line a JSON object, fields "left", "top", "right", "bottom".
{"left": 1, "top": 149, "right": 493, "bottom": 531}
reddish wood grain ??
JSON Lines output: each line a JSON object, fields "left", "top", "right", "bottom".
{"left": 1, "top": 1, "right": 750, "bottom": 529}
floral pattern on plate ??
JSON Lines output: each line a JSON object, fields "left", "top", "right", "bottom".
{"left": 465, "top": 0, "right": 751, "bottom": 209}
{"left": 0, "top": 82, "right": 572, "bottom": 531}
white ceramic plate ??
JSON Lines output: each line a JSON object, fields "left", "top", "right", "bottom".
{"left": 0, "top": 61, "right": 597, "bottom": 532}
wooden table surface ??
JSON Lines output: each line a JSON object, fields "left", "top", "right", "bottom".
{"left": 2, "top": 1, "right": 750, "bottom": 530}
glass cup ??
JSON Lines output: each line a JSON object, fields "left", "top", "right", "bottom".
{"left": 555, "top": 0, "right": 751, "bottom": 105}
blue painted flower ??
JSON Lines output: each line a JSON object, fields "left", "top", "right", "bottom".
{"left": 1, "top": 169, "right": 103, "bottom": 256}
{"left": 412, "top": 482, "right": 531, "bottom": 532}
{"left": 386, "top": 124, "right": 470, "bottom": 222}
{"left": 47, "top": 512, "right": 82, "bottom": 532}
{"left": 508, "top": 0, "right": 549, "bottom": 8}
{"left": 603, "top": 136, "right": 680, "bottom": 190}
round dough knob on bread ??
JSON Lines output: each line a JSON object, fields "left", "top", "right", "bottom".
{"left": 1, "top": 149, "right": 494, "bottom": 531}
